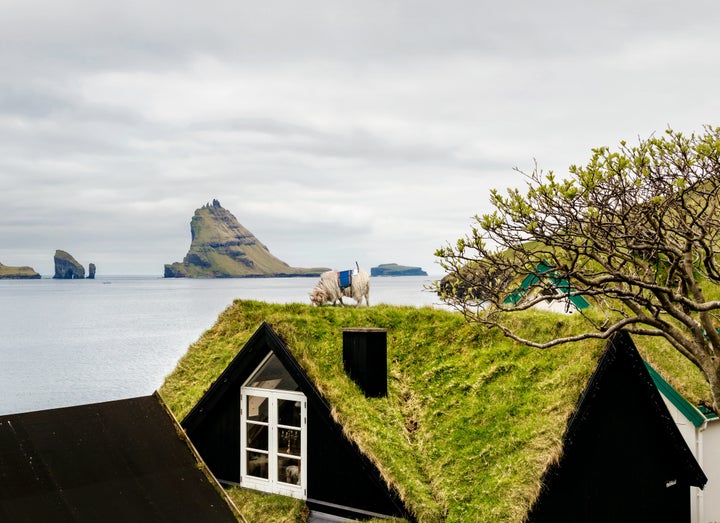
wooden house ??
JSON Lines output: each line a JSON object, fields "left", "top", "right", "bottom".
{"left": 647, "top": 362, "right": 720, "bottom": 522}
{"left": 161, "top": 301, "right": 710, "bottom": 523}
{"left": 182, "top": 323, "right": 412, "bottom": 521}
{"left": 525, "top": 331, "right": 706, "bottom": 522}
{"left": 0, "top": 393, "right": 239, "bottom": 522}
{"left": 504, "top": 261, "right": 591, "bottom": 314}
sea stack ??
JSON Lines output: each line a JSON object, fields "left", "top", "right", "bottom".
{"left": 164, "top": 199, "right": 329, "bottom": 278}
{"left": 53, "top": 250, "right": 85, "bottom": 279}
{"left": 88, "top": 263, "right": 96, "bottom": 279}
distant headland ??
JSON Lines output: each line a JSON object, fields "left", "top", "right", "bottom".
{"left": 0, "top": 262, "right": 41, "bottom": 279}
{"left": 371, "top": 263, "right": 428, "bottom": 277}
{"left": 164, "top": 199, "right": 330, "bottom": 278}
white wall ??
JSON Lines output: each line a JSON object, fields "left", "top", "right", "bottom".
{"left": 701, "top": 421, "right": 720, "bottom": 523}
{"left": 659, "top": 393, "right": 720, "bottom": 523}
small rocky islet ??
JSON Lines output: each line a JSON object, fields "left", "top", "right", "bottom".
{"left": 370, "top": 263, "right": 428, "bottom": 277}
{"left": 53, "top": 250, "right": 95, "bottom": 279}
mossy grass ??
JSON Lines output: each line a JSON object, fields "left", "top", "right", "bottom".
{"left": 224, "top": 487, "right": 308, "bottom": 523}
{"left": 160, "top": 301, "right": 711, "bottom": 522}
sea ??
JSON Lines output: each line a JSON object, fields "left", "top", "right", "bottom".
{"left": 0, "top": 275, "right": 444, "bottom": 415}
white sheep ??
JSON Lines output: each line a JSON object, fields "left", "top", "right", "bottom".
{"left": 309, "top": 268, "right": 370, "bottom": 307}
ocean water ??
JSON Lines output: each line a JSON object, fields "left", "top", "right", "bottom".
{"left": 0, "top": 275, "right": 444, "bottom": 415}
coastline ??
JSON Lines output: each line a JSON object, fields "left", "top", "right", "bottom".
{"left": 0, "top": 275, "right": 445, "bottom": 415}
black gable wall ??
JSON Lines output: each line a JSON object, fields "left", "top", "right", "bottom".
{"left": 526, "top": 332, "right": 706, "bottom": 523}
{"left": 183, "top": 324, "right": 271, "bottom": 483}
{"left": 182, "top": 326, "right": 270, "bottom": 483}
{"left": 187, "top": 392, "right": 242, "bottom": 482}
{"left": 304, "top": 389, "right": 410, "bottom": 519}
{"left": 182, "top": 322, "right": 413, "bottom": 521}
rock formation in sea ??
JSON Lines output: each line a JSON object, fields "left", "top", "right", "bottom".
{"left": 53, "top": 250, "right": 86, "bottom": 279}
{"left": 164, "top": 199, "right": 330, "bottom": 278}
{"left": 0, "top": 262, "right": 41, "bottom": 279}
{"left": 371, "top": 263, "right": 428, "bottom": 277}
{"left": 88, "top": 263, "right": 96, "bottom": 279}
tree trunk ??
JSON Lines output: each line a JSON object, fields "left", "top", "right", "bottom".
{"left": 703, "top": 361, "right": 720, "bottom": 415}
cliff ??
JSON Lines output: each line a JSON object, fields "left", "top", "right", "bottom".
{"left": 53, "top": 250, "right": 86, "bottom": 279}
{"left": 371, "top": 263, "right": 428, "bottom": 277}
{"left": 0, "top": 262, "right": 41, "bottom": 279}
{"left": 164, "top": 199, "right": 329, "bottom": 278}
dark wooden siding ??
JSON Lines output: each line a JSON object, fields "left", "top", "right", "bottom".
{"left": 182, "top": 322, "right": 413, "bottom": 521}
{"left": 189, "top": 392, "right": 242, "bottom": 482}
{"left": 305, "top": 392, "right": 409, "bottom": 518}
{"left": 526, "top": 332, "right": 706, "bottom": 523}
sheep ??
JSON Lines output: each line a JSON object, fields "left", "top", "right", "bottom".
{"left": 309, "top": 268, "right": 370, "bottom": 307}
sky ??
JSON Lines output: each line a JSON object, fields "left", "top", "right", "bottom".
{"left": 2, "top": 1, "right": 719, "bottom": 276}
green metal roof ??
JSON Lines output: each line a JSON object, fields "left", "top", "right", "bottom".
{"left": 644, "top": 361, "right": 712, "bottom": 428}
{"left": 504, "top": 261, "right": 590, "bottom": 310}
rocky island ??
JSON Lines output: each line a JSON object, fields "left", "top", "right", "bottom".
{"left": 371, "top": 263, "right": 428, "bottom": 277}
{"left": 0, "top": 262, "right": 41, "bottom": 279}
{"left": 164, "top": 199, "right": 329, "bottom": 278}
{"left": 53, "top": 250, "right": 86, "bottom": 279}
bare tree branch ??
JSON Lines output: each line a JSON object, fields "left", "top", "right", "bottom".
{"left": 436, "top": 126, "right": 720, "bottom": 411}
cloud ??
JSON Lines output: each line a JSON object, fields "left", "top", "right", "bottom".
{"left": 1, "top": 0, "right": 720, "bottom": 276}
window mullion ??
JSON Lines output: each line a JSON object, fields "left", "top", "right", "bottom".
{"left": 269, "top": 396, "right": 278, "bottom": 484}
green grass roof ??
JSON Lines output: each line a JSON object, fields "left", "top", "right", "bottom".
{"left": 159, "top": 300, "right": 711, "bottom": 523}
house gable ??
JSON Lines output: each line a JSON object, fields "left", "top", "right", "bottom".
{"left": 182, "top": 321, "right": 413, "bottom": 521}
{"left": 526, "top": 331, "right": 707, "bottom": 523}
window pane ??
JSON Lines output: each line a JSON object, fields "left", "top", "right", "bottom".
{"left": 246, "top": 395, "right": 268, "bottom": 422}
{"left": 247, "top": 423, "right": 268, "bottom": 451}
{"left": 245, "top": 354, "right": 300, "bottom": 391}
{"left": 278, "top": 456, "right": 301, "bottom": 485}
{"left": 278, "top": 399, "right": 301, "bottom": 428}
{"left": 247, "top": 451, "right": 268, "bottom": 479}
{"left": 278, "top": 428, "right": 301, "bottom": 456}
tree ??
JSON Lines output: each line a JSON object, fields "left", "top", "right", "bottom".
{"left": 435, "top": 127, "right": 720, "bottom": 410}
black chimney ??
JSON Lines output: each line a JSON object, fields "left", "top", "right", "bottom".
{"left": 342, "top": 328, "right": 388, "bottom": 398}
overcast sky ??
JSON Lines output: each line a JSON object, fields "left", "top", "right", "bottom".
{"left": 1, "top": 0, "right": 719, "bottom": 276}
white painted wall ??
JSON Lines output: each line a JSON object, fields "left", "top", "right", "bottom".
{"left": 658, "top": 393, "right": 720, "bottom": 523}
{"left": 528, "top": 290, "right": 582, "bottom": 314}
{"left": 701, "top": 422, "right": 720, "bottom": 523}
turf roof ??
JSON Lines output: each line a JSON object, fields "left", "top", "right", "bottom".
{"left": 159, "top": 300, "right": 711, "bottom": 523}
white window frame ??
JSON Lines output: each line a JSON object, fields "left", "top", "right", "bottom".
{"left": 240, "top": 363, "right": 307, "bottom": 499}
